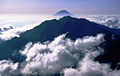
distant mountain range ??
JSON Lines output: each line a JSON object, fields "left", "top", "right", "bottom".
{"left": 0, "top": 25, "right": 13, "bottom": 32}
{"left": 54, "top": 10, "right": 73, "bottom": 16}
{"left": 0, "top": 16, "right": 120, "bottom": 69}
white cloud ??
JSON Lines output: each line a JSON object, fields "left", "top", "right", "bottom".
{"left": 20, "top": 33, "right": 105, "bottom": 75}
{"left": 0, "top": 15, "right": 57, "bottom": 42}
{"left": 0, "top": 33, "right": 119, "bottom": 76}
{"left": 79, "top": 15, "right": 120, "bottom": 28}
{"left": 0, "top": 23, "right": 39, "bottom": 42}
{"left": 0, "top": 60, "right": 19, "bottom": 76}
{"left": 64, "top": 50, "right": 120, "bottom": 76}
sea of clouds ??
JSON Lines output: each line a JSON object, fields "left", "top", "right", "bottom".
{"left": 0, "top": 14, "right": 54, "bottom": 42}
{"left": 0, "top": 34, "right": 120, "bottom": 76}
{"left": 0, "top": 15, "right": 120, "bottom": 76}
{"left": 84, "top": 15, "right": 120, "bottom": 28}
{"left": 0, "top": 23, "right": 40, "bottom": 42}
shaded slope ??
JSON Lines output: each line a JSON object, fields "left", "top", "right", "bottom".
{"left": 96, "top": 34, "right": 120, "bottom": 69}
{"left": 0, "top": 16, "right": 119, "bottom": 67}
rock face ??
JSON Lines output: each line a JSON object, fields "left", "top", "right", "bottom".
{"left": 0, "top": 16, "right": 120, "bottom": 69}
{"left": 54, "top": 10, "right": 73, "bottom": 16}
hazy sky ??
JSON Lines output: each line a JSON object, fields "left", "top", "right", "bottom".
{"left": 0, "top": 0, "right": 120, "bottom": 15}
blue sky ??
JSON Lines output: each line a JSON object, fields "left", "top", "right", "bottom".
{"left": 0, "top": 0, "right": 120, "bottom": 15}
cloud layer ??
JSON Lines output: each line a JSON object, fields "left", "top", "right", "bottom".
{"left": 0, "top": 60, "right": 18, "bottom": 76}
{"left": 0, "top": 23, "right": 40, "bottom": 42}
{"left": 0, "top": 15, "right": 120, "bottom": 43}
{"left": 64, "top": 51, "right": 120, "bottom": 76}
{"left": 84, "top": 15, "right": 120, "bottom": 28}
{"left": 0, "top": 14, "right": 54, "bottom": 42}
{"left": 0, "top": 33, "right": 119, "bottom": 76}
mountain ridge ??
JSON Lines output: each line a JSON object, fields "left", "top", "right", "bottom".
{"left": 0, "top": 16, "right": 119, "bottom": 69}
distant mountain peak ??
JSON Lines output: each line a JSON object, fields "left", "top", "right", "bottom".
{"left": 54, "top": 10, "right": 73, "bottom": 16}
{"left": 0, "top": 25, "right": 13, "bottom": 32}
